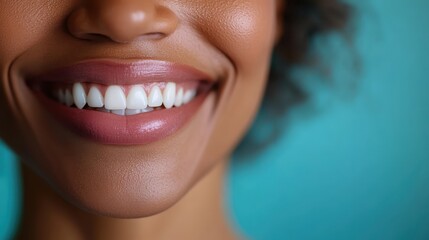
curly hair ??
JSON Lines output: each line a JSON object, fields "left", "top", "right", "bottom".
{"left": 237, "top": 0, "right": 351, "bottom": 154}
{"left": 270, "top": 0, "right": 350, "bottom": 111}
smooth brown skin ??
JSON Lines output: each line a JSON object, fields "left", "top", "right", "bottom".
{"left": 0, "top": 0, "right": 282, "bottom": 239}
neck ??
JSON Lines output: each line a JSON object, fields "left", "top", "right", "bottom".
{"left": 16, "top": 160, "right": 240, "bottom": 240}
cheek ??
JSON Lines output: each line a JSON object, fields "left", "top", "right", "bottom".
{"left": 0, "top": 0, "right": 71, "bottom": 149}
{"left": 195, "top": 1, "right": 277, "bottom": 71}
{"left": 190, "top": 1, "right": 278, "bottom": 160}
{"left": 0, "top": 1, "right": 63, "bottom": 60}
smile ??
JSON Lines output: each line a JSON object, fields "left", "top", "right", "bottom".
{"left": 27, "top": 60, "right": 216, "bottom": 145}
{"left": 41, "top": 81, "right": 199, "bottom": 115}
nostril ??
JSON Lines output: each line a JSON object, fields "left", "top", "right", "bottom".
{"left": 80, "top": 33, "right": 114, "bottom": 42}
{"left": 139, "top": 32, "right": 166, "bottom": 40}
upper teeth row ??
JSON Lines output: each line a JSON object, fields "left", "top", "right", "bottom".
{"left": 58, "top": 82, "right": 197, "bottom": 111}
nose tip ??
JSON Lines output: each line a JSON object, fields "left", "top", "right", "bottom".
{"left": 67, "top": 1, "right": 178, "bottom": 43}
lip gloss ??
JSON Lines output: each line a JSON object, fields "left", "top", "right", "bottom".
{"left": 29, "top": 60, "right": 214, "bottom": 145}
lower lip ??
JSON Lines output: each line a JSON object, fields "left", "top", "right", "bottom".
{"left": 34, "top": 91, "right": 209, "bottom": 145}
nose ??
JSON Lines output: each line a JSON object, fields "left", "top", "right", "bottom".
{"left": 67, "top": 0, "right": 178, "bottom": 43}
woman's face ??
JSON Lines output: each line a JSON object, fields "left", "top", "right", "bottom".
{"left": 0, "top": 0, "right": 280, "bottom": 217}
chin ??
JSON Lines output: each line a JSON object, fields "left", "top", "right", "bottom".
{"left": 53, "top": 154, "right": 193, "bottom": 218}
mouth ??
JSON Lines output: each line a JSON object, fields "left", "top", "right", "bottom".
{"left": 26, "top": 60, "right": 217, "bottom": 145}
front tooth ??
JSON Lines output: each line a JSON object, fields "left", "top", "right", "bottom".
{"left": 163, "top": 82, "right": 176, "bottom": 109}
{"left": 125, "top": 109, "right": 141, "bottom": 116}
{"left": 87, "top": 86, "right": 104, "bottom": 108}
{"left": 105, "top": 86, "right": 126, "bottom": 110}
{"left": 148, "top": 86, "right": 163, "bottom": 107}
{"left": 65, "top": 89, "right": 74, "bottom": 107}
{"left": 142, "top": 107, "right": 154, "bottom": 113}
{"left": 111, "top": 109, "right": 125, "bottom": 116}
{"left": 127, "top": 86, "right": 147, "bottom": 109}
{"left": 73, "top": 83, "right": 87, "bottom": 109}
{"left": 183, "top": 89, "right": 196, "bottom": 104}
{"left": 174, "top": 88, "right": 184, "bottom": 107}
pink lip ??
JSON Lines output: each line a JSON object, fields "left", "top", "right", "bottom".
{"left": 29, "top": 60, "right": 215, "bottom": 145}
{"left": 28, "top": 59, "right": 213, "bottom": 85}
{"left": 36, "top": 91, "right": 208, "bottom": 145}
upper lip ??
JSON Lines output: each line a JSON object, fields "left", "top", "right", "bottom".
{"left": 27, "top": 59, "right": 214, "bottom": 86}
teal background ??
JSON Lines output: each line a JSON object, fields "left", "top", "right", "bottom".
{"left": 1, "top": 0, "right": 429, "bottom": 239}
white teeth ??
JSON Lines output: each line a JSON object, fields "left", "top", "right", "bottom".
{"left": 142, "top": 107, "right": 154, "bottom": 113}
{"left": 72, "top": 83, "right": 86, "bottom": 109}
{"left": 163, "top": 82, "right": 176, "bottom": 109}
{"left": 65, "top": 89, "right": 74, "bottom": 107}
{"left": 111, "top": 109, "right": 125, "bottom": 116}
{"left": 125, "top": 109, "right": 141, "bottom": 116}
{"left": 148, "top": 86, "right": 163, "bottom": 107}
{"left": 183, "top": 89, "right": 196, "bottom": 104}
{"left": 56, "top": 82, "right": 198, "bottom": 114}
{"left": 174, "top": 88, "right": 184, "bottom": 107}
{"left": 105, "top": 86, "right": 127, "bottom": 110}
{"left": 127, "top": 86, "right": 148, "bottom": 110}
{"left": 87, "top": 86, "right": 104, "bottom": 108}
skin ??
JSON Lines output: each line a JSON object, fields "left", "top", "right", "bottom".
{"left": 0, "top": 0, "right": 283, "bottom": 239}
